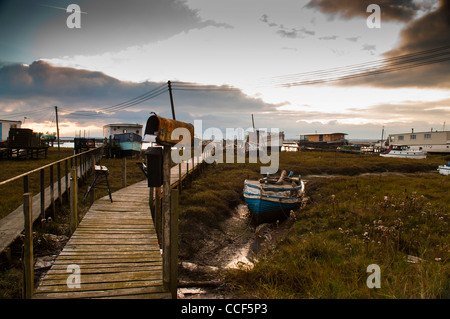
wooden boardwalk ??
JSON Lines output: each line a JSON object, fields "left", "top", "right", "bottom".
{"left": 33, "top": 156, "right": 203, "bottom": 299}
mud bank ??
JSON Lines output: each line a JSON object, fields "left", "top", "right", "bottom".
{"left": 177, "top": 203, "right": 301, "bottom": 299}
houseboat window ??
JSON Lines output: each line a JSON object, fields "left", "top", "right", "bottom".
{"left": 424, "top": 133, "right": 431, "bottom": 139}
{"left": 398, "top": 136, "right": 404, "bottom": 141}
{"left": 410, "top": 135, "right": 416, "bottom": 140}
{"left": 123, "top": 129, "right": 127, "bottom": 133}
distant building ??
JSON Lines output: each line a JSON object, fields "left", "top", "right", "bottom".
{"left": 103, "top": 123, "right": 143, "bottom": 139}
{"left": 387, "top": 130, "right": 450, "bottom": 153}
{"left": 0, "top": 119, "right": 21, "bottom": 142}
{"left": 299, "top": 133, "right": 347, "bottom": 143}
{"left": 297, "top": 132, "right": 348, "bottom": 150}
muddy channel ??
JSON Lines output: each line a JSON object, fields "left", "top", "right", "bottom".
{"left": 177, "top": 203, "right": 299, "bottom": 299}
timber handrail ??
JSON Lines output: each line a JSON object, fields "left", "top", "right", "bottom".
{"left": 0, "top": 147, "right": 102, "bottom": 186}
{"left": 0, "top": 146, "right": 104, "bottom": 257}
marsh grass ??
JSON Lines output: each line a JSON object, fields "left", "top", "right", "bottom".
{"left": 226, "top": 174, "right": 450, "bottom": 298}
{"left": 177, "top": 151, "right": 449, "bottom": 298}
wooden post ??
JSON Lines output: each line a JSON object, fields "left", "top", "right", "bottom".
{"left": 40, "top": 169, "right": 45, "bottom": 219}
{"left": 168, "top": 80, "right": 176, "bottom": 120}
{"left": 162, "top": 146, "right": 171, "bottom": 290}
{"left": 155, "top": 187, "right": 162, "bottom": 244}
{"left": 70, "top": 167, "right": 78, "bottom": 234}
{"left": 178, "top": 161, "right": 182, "bottom": 194}
{"left": 23, "top": 193, "right": 34, "bottom": 299}
{"left": 90, "top": 155, "right": 96, "bottom": 204}
{"left": 122, "top": 156, "right": 127, "bottom": 188}
{"left": 55, "top": 106, "right": 60, "bottom": 151}
{"left": 65, "top": 159, "right": 69, "bottom": 202}
{"left": 149, "top": 187, "right": 154, "bottom": 219}
{"left": 57, "top": 162, "right": 62, "bottom": 207}
{"left": 23, "top": 175, "right": 29, "bottom": 194}
{"left": 91, "top": 154, "right": 96, "bottom": 175}
{"left": 170, "top": 189, "right": 179, "bottom": 299}
{"left": 49, "top": 165, "right": 55, "bottom": 217}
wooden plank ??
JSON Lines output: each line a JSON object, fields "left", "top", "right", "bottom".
{"left": 49, "top": 262, "right": 162, "bottom": 270}
{"left": 33, "top": 286, "right": 171, "bottom": 299}
{"left": 39, "top": 270, "right": 163, "bottom": 285}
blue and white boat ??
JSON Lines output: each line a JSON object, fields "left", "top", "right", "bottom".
{"left": 113, "top": 133, "right": 142, "bottom": 155}
{"left": 244, "top": 170, "right": 305, "bottom": 223}
{"left": 438, "top": 161, "right": 450, "bottom": 175}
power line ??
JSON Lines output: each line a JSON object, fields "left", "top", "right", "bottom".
{"left": 0, "top": 106, "right": 54, "bottom": 120}
{"left": 271, "top": 45, "right": 450, "bottom": 81}
{"left": 99, "top": 83, "right": 168, "bottom": 112}
{"left": 58, "top": 83, "right": 169, "bottom": 117}
{"left": 266, "top": 45, "right": 450, "bottom": 87}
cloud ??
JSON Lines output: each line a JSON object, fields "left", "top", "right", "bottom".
{"left": 386, "top": 0, "right": 450, "bottom": 55}
{"left": 304, "top": 0, "right": 450, "bottom": 89}
{"left": 0, "top": 61, "right": 278, "bottom": 131}
{"left": 259, "top": 14, "right": 315, "bottom": 39}
{"left": 306, "top": 0, "right": 421, "bottom": 22}
{"left": 0, "top": 0, "right": 231, "bottom": 62}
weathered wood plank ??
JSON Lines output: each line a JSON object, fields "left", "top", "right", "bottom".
{"left": 33, "top": 286, "right": 171, "bottom": 299}
{"left": 49, "top": 262, "right": 162, "bottom": 270}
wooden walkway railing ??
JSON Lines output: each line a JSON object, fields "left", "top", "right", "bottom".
{"left": 0, "top": 147, "right": 103, "bottom": 255}
{"left": 32, "top": 153, "right": 208, "bottom": 299}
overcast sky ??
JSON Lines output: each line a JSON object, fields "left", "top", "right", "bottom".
{"left": 0, "top": 0, "right": 449, "bottom": 139}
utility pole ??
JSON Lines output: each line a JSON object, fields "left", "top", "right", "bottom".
{"left": 55, "top": 106, "right": 60, "bottom": 151}
{"left": 168, "top": 81, "right": 176, "bottom": 120}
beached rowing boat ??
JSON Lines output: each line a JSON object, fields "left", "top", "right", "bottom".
{"left": 244, "top": 170, "right": 305, "bottom": 223}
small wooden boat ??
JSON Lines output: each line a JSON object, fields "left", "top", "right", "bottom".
{"left": 380, "top": 145, "right": 426, "bottom": 159}
{"left": 244, "top": 170, "right": 305, "bottom": 223}
{"left": 438, "top": 161, "right": 450, "bottom": 175}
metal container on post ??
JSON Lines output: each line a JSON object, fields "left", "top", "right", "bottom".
{"left": 144, "top": 114, "right": 194, "bottom": 147}
{"left": 145, "top": 146, "right": 163, "bottom": 187}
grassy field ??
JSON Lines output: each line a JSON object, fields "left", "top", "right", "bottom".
{"left": 226, "top": 174, "right": 449, "bottom": 298}
{"left": 178, "top": 151, "right": 449, "bottom": 299}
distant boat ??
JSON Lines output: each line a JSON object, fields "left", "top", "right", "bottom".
{"left": 244, "top": 170, "right": 305, "bottom": 223}
{"left": 113, "top": 133, "right": 142, "bottom": 154}
{"left": 438, "top": 161, "right": 450, "bottom": 175}
{"left": 380, "top": 145, "right": 426, "bottom": 159}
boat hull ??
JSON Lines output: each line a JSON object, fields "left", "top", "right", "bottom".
{"left": 119, "top": 141, "right": 142, "bottom": 152}
{"left": 244, "top": 197, "right": 300, "bottom": 223}
{"left": 380, "top": 153, "right": 426, "bottom": 159}
{"left": 380, "top": 146, "right": 426, "bottom": 159}
{"left": 244, "top": 179, "right": 304, "bottom": 223}
{"left": 438, "top": 166, "right": 450, "bottom": 175}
